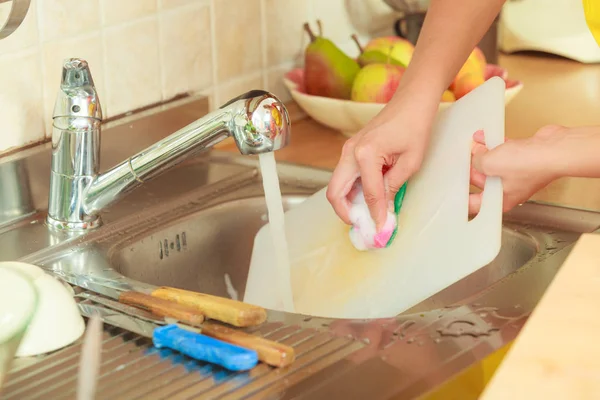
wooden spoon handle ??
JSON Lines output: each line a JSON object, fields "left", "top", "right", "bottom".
{"left": 119, "top": 291, "right": 205, "bottom": 326}
{"left": 151, "top": 287, "right": 267, "bottom": 328}
{"left": 201, "top": 321, "right": 295, "bottom": 367}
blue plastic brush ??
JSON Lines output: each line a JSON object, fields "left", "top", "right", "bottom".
{"left": 152, "top": 324, "right": 259, "bottom": 372}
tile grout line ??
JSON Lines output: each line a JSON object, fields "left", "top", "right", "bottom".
{"left": 208, "top": 0, "right": 219, "bottom": 108}
{"left": 98, "top": 0, "right": 110, "bottom": 119}
{"left": 266, "top": 60, "right": 297, "bottom": 74}
{"left": 218, "top": 71, "right": 264, "bottom": 91}
{"left": 259, "top": 0, "right": 268, "bottom": 90}
{"left": 159, "top": 0, "right": 207, "bottom": 16}
{"left": 187, "top": 2, "right": 214, "bottom": 104}
{"left": 34, "top": 0, "right": 48, "bottom": 139}
{"left": 96, "top": 11, "right": 160, "bottom": 33}
{"left": 155, "top": 0, "right": 167, "bottom": 102}
{"left": 0, "top": 44, "right": 41, "bottom": 61}
{"left": 307, "top": 0, "right": 316, "bottom": 23}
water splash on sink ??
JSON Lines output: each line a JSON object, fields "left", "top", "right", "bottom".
{"left": 258, "top": 152, "right": 295, "bottom": 312}
{"left": 224, "top": 273, "right": 239, "bottom": 301}
{"left": 437, "top": 319, "right": 499, "bottom": 338}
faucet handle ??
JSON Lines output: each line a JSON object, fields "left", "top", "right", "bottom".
{"left": 53, "top": 58, "right": 102, "bottom": 120}
{"left": 221, "top": 90, "right": 291, "bottom": 155}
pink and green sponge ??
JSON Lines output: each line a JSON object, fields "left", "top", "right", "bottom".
{"left": 348, "top": 182, "right": 407, "bottom": 251}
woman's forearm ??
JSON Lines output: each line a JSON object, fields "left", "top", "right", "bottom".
{"left": 391, "top": 0, "right": 506, "bottom": 107}
{"left": 545, "top": 126, "right": 600, "bottom": 179}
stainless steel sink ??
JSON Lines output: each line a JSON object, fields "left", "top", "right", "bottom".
{"left": 109, "top": 194, "right": 538, "bottom": 313}
{"left": 3, "top": 94, "right": 600, "bottom": 400}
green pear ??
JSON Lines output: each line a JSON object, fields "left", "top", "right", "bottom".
{"left": 303, "top": 21, "right": 360, "bottom": 100}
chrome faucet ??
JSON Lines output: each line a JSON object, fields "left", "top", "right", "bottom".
{"left": 47, "top": 58, "right": 291, "bottom": 231}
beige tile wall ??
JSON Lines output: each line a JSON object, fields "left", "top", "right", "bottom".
{"left": 0, "top": 0, "right": 397, "bottom": 154}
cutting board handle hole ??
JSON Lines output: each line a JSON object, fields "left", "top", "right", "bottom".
{"left": 467, "top": 131, "right": 490, "bottom": 222}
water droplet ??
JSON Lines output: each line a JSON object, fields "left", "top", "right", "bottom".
{"left": 437, "top": 319, "right": 499, "bottom": 338}
{"left": 393, "top": 320, "right": 415, "bottom": 335}
{"left": 407, "top": 337, "right": 415, "bottom": 344}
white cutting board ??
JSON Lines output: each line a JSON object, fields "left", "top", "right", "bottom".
{"left": 244, "top": 77, "right": 505, "bottom": 319}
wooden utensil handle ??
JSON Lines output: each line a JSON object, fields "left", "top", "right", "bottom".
{"left": 151, "top": 287, "right": 267, "bottom": 328}
{"left": 119, "top": 291, "right": 205, "bottom": 326}
{"left": 201, "top": 321, "right": 295, "bottom": 367}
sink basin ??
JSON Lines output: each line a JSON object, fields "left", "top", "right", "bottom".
{"left": 110, "top": 195, "right": 538, "bottom": 313}
{"left": 111, "top": 195, "right": 305, "bottom": 301}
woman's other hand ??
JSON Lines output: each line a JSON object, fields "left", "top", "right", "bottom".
{"left": 469, "top": 125, "right": 566, "bottom": 214}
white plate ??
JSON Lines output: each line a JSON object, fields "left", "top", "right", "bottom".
{"left": 0, "top": 262, "right": 86, "bottom": 357}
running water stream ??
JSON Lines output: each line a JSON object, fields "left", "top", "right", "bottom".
{"left": 257, "top": 152, "right": 295, "bottom": 312}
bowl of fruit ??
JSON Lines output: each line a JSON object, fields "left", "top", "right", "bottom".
{"left": 283, "top": 22, "right": 523, "bottom": 138}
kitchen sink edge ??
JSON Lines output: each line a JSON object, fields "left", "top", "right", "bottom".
{"left": 1, "top": 94, "right": 600, "bottom": 400}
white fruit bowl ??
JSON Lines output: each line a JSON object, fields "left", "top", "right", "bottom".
{"left": 283, "top": 65, "right": 523, "bottom": 138}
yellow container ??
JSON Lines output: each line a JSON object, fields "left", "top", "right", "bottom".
{"left": 583, "top": 0, "right": 600, "bottom": 46}
{"left": 419, "top": 341, "right": 514, "bottom": 400}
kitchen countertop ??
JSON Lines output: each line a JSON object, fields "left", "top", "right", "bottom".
{"left": 218, "top": 52, "right": 600, "bottom": 211}
{"left": 480, "top": 233, "right": 600, "bottom": 399}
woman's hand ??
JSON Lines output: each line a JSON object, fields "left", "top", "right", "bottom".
{"left": 324, "top": 0, "right": 507, "bottom": 230}
{"left": 469, "top": 125, "right": 566, "bottom": 214}
{"left": 326, "top": 99, "right": 437, "bottom": 230}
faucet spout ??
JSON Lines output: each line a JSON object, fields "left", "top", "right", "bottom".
{"left": 47, "top": 58, "right": 291, "bottom": 231}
